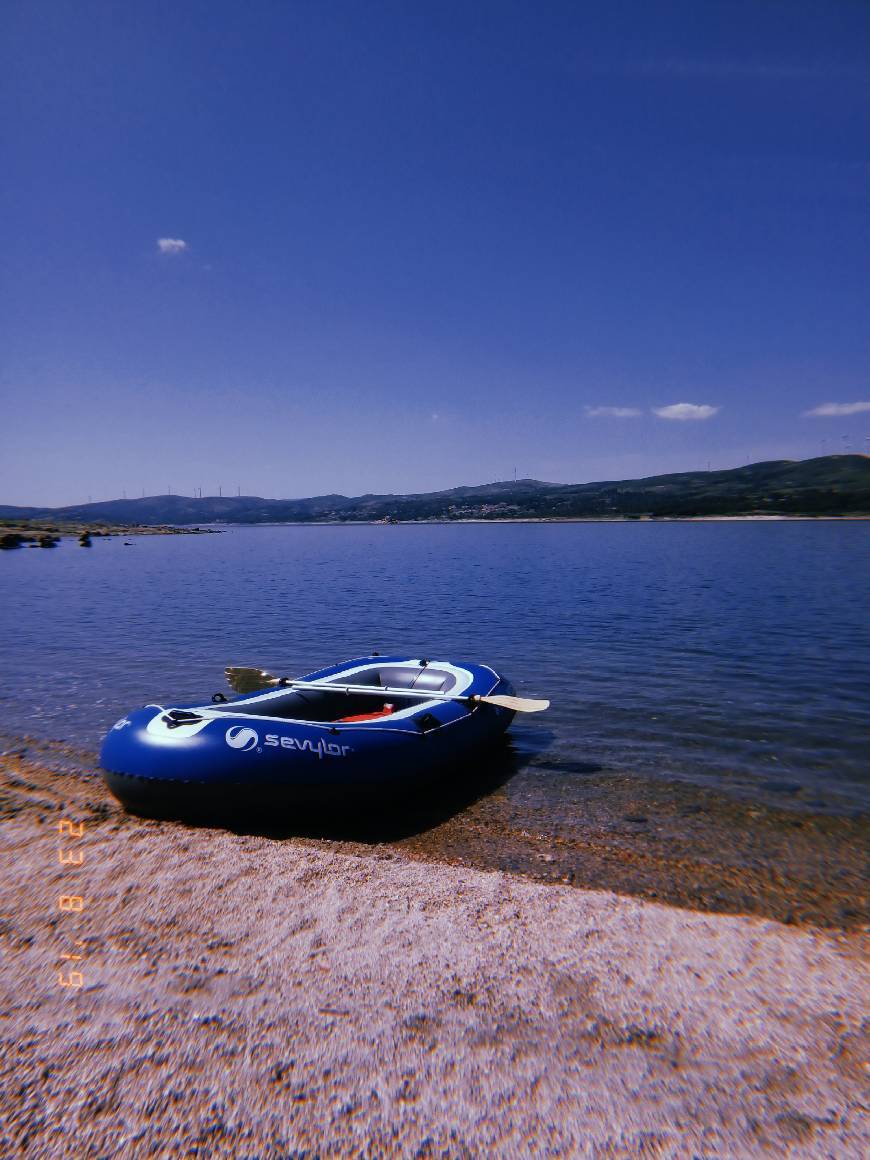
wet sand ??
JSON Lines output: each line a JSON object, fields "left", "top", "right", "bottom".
{"left": 1, "top": 737, "right": 867, "bottom": 1156}
{"left": 391, "top": 758, "right": 868, "bottom": 932}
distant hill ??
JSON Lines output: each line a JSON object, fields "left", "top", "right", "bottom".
{"left": 1, "top": 456, "right": 868, "bottom": 524}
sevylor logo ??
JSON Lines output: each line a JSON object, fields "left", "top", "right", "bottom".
{"left": 264, "top": 733, "right": 352, "bottom": 758}
{"left": 225, "top": 725, "right": 259, "bottom": 752}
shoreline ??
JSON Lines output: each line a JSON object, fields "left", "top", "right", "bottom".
{"left": 0, "top": 521, "right": 222, "bottom": 544}
{"left": 1, "top": 737, "right": 866, "bottom": 1155}
{"left": 2, "top": 515, "right": 869, "bottom": 541}
{"left": 153, "top": 517, "right": 870, "bottom": 531}
{"left": 4, "top": 734, "right": 867, "bottom": 931}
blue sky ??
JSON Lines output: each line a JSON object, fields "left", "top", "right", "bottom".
{"left": 1, "top": 0, "right": 868, "bottom": 505}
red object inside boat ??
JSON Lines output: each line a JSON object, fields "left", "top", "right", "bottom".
{"left": 337, "top": 702, "right": 396, "bottom": 723}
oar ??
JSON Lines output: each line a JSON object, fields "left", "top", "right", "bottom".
{"left": 225, "top": 666, "right": 549, "bottom": 713}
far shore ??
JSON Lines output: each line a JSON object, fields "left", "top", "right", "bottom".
{"left": 124, "top": 513, "right": 870, "bottom": 527}
{"left": 192, "top": 513, "right": 870, "bottom": 527}
{"left": 2, "top": 514, "right": 867, "bottom": 551}
{"left": 0, "top": 521, "right": 223, "bottom": 545}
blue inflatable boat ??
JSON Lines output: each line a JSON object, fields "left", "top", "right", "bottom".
{"left": 100, "top": 655, "right": 525, "bottom": 818}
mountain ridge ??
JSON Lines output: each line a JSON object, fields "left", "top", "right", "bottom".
{"left": 2, "top": 456, "right": 868, "bottom": 523}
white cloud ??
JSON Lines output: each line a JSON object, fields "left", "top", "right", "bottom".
{"left": 803, "top": 401, "right": 870, "bottom": 417}
{"left": 653, "top": 403, "right": 720, "bottom": 421}
{"left": 585, "top": 406, "right": 642, "bottom": 418}
{"left": 157, "top": 237, "right": 189, "bottom": 254}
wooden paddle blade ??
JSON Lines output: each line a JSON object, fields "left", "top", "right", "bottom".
{"left": 225, "top": 665, "right": 280, "bottom": 694}
{"left": 476, "top": 694, "right": 550, "bottom": 713}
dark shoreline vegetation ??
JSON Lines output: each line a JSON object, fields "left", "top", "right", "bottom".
{"left": 2, "top": 454, "right": 868, "bottom": 528}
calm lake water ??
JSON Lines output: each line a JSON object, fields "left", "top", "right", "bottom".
{"left": 1, "top": 522, "right": 868, "bottom": 815}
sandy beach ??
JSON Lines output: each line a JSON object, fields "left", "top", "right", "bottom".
{"left": 1, "top": 739, "right": 867, "bottom": 1158}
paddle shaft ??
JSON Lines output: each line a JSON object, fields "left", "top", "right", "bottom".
{"left": 273, "top": 679, "right": 493, "bottom": 704}
{"left": 224, "top": 666, "right": 549, "bottom": 712}
{"left": 274, "top": 679, "right": 547, "bottom": 712}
